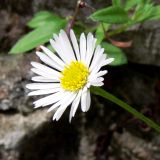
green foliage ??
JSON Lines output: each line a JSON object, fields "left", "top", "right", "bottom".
{"left": 96, "top": 23, "right": 110, "bottom": 44}
{"left": 27, "top": 11, "right": 65, "bottom": 29}
{"left": 10, "top": 21, "right": 66, "bottom": 54}
{"left": 10, "top": 0, "right": 160, "bottom": 64}
{"left": 10, "top": 11, "right": 66, "bottom": 54}
{"left": 90, "top": 0, "right": 160, "bottom": 28}
{"left": 112, "top": 0, "right": 122, "bottom": 6}
{"left": 91, "top": 86, "right": 160, "bottom": 133}
{"left": 102, "top": 42, "right": 127, "bottom": 66}
{"left": 90, "top": 6, "right": 130, "bottom": 24}
{"left": 124, "top": 0, "right": 160, "bottom": 23}
{"left": 133, "top": 3, "right": 155, "bottom": 22}
{"left": 151, "top": 5, "right": 160, "bottom": 20}
{"left": 124, "top": 0, "right": 142, "bottom": 11}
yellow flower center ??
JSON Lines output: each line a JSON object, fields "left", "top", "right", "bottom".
{"left": 60, "top": 61, "right": 89, "bottom": 91}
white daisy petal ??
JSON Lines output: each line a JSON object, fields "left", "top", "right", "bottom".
{"left": 96, "top": 70, "right": 108, "bottom": 78}
{"left": 52, "top": 32, "right": 74, "bottom": 64}
{"left": 53, "top": 92, "right": 77, "bottom": 121}
{"left": 31, "top": 68, "right": 55, "bottom": 79}
{"left": 36, "top": 51, "right": 63, "bottom": 71}
{"left": 26, "top": 83, "right": 60, "bottom": 90}
{"left": 31, "top": 76, "right": 59, "bottom": 82}
{"left": 90, "top": 56, "right": 109, "bottom": 76}
{"left": 47, "top": 101, "right": 61, "bottom": 112}
{"left": 50, "top": 39, "right": 68, "bottom": 63}
{"left": 40, "top": 46, "right": 65, "bottom": 67}
{"left": 89, "top": 45, "right": 101, "bottom": 69}
{"left": 33, "top": 90, "right": 63, "bottom": 108}
{"left": 81, "top": 87, "right": 88, "bottom": 112}
{"left": 70, "top": 30, "right": 80, "bottom": 61}
{"left": 28, "top": 88, "right": 61, "bottom": 96}
{"left": 31, "top": 62, "right": 60, "bottom": 78}
{"left": 47, "top": 91, "right": 72, "bottom": 112}
{"left": 86, "top": 90, "right": 91, "bottom": 112}
{"left": 59, "top": 30, "right": 76, "bottom": 62}
{"left": 80, "top": 33, "right": 86, "bottom": 62}
{"left": 88, "top": 70, "right": 107, "bottom": 82}
{"left": 102, "top": 58, "right": 114, "bottom": 66}
{"left": 90, "top": 81, "right": 104, "bottom": 87}
{"left": 89, "top": 49, "right": 105, "bottom": 72}
{"left": 86, "top": 33, "right": 93, "bottom": 56}
{"left": 41, "top": 91, "right": 65, "bottom": 107}
{"left": 90, "top": 77, "right": 104, "bottom": 84}
{"left": 69, "top": 90, "right": 82, "bottom": 122}
{"left": 86, "top": 33, "right": 96, "bottom": 66}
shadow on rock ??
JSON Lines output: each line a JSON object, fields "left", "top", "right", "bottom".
{"left": 18, "top": 120, "right": 79, "bottom": 160}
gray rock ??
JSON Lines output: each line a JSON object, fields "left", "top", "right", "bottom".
{"left": 0, "top": 109, "right": 51, "bottom": 149}
{"left": 0, "top": 54, "right": 37, "bottom": 112}
{"left": 125, "top": 21, "right": 160, "bottom": 66}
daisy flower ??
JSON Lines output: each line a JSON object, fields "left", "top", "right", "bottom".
{"left": 26, "top": 30, "right": 114, "bottom": 122}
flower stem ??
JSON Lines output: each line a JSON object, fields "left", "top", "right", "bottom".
{"left": 66, "top": 0, "right": 95, "bottom": 35}
{"left": 66, "top": 0, "right": 83, "bottom": 35}
{"left": 91, "top": 86, "right": 160, "bottom": 133}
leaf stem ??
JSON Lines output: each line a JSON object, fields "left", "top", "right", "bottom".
{"left": 66, "top": 0, "right": 83, "bottom": 35}
{"left": 91, "top": 86, "right": 160, "bottom": 133}
{"left": 66, "top": 0, "right": 95, "bottom": 35}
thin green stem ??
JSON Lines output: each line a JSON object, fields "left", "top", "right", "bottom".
{"left": 91, "top": 86, "right": 160, "bottom": 133}
{"left": 101, "top": 22, "right": 106, "bottom": 35}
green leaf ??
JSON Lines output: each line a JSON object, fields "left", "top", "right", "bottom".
{"left": 102, "top": 42, "right": 127, "bottom": 66}
{"left": 124, "top": 0, "right": 142, "bottom": 11}
{"left": 90, "top": 6, "right": 130, "bottom": 24}
{"left": 133, "top": 3, "right": 155, "bottom": 22}
{"left": 112, "top": 0, "right": 121, "bottom": 6}
{"left": 91, "top": 86, "right": 160, "bottom": 133}
{"left": 148, "top": 5, "right": 160, "bottom": 20}
{"left": 10, "top": 21, "right": 66, "bottom": 54}
{"left": 96, "top": 23, "right": 110, "bottom": 44}
{"left": 27, "top": 11, "right": 64, "bottom": 29}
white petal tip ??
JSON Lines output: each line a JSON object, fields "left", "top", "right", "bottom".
{"left": 108, "top": 58, "right": 114, "bottom": 63}
{"left": 60, "top": 29, "right": 65, "bottom": 33}
{"left": 50, "top": 39, "right": 53, "bottom": 43}
{"left": 104, "top": 70, "right": 108, "bottom": 74}
{"left": 53, "top": 117, "right": 59, "bottom": 121}
{"left": 47, "top": 109, "right": 51, "bottom": 113}
{"left": 70, "top": 29, "right": 73, "bottom": 34}
{"left": 86, "top": 83, "right": 91, "bottom": 88}
{"left": 53, "top": 33, "right": 57, "bottom": 38}
{"left": 81, "top": 108, "right": 86, "bottom": 112}
{"left": 34, "top": 105, "right": 41, "bottom": 109}
{"left": 30, "top": 61, "right": 36, "bottom": 66}
{"left": 25, "top": 84, "right": 30, "bottom": 89}
{"left": 35, "top": 51, "right": 41, "bottom": 56}
{"left": 47, "top": 108, "right": 54, "bottom": 112}
{"left": 27, "top": 93, "right": 33, "bottom": 96}
{"left": 52, "top": 116, "right": 56, "bottom": 121}
{"left": 52, "top": 114, "right": 59, "bottom": 121}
